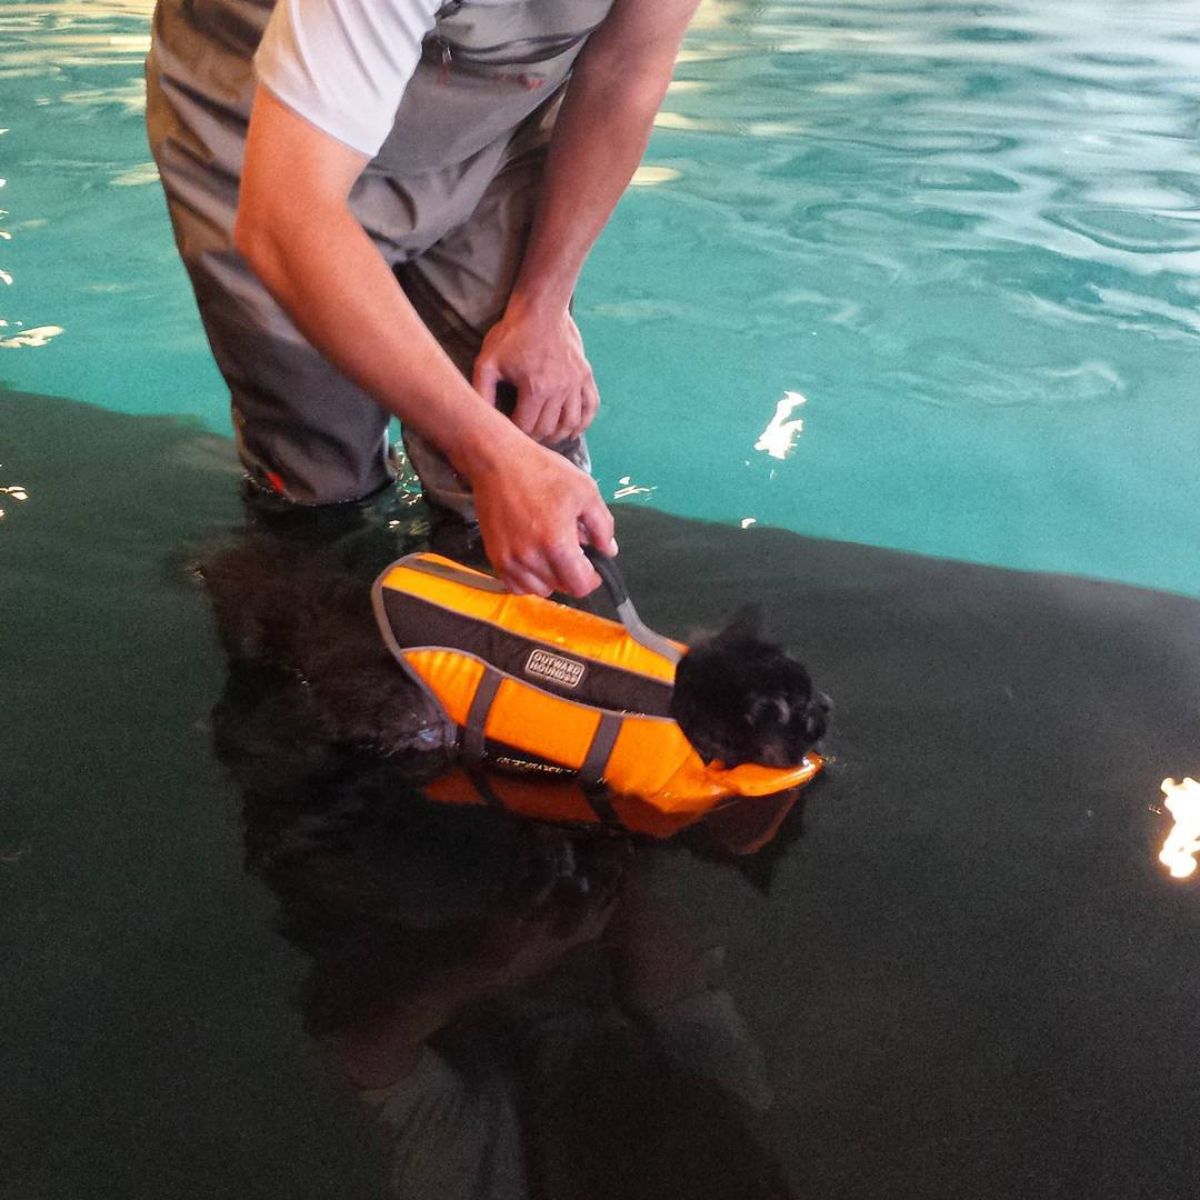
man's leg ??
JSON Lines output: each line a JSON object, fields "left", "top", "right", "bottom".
{"left": 147, "top": 37, "right": 394, "bottom": 506}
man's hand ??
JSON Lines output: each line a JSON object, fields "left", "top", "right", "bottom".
{"left": 464, "top": 430, "right": 616, "bottom": 598}
{"left": 473, "top": 301, "right": 599, "bottom": 445}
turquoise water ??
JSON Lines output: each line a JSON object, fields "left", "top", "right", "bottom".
{"left": 2, "top": 0, "right": 1197, "bottom": 594}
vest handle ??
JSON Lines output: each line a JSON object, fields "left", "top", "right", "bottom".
{"left": 583, "top": 543, "right": 628, "bottom": 606}
{"left": 583, "top": 546, "right": 684, "bottom": 665}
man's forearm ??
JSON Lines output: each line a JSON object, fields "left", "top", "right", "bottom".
{"left": 507, "top": 46, "right": 682, "bottom": 318}
{"left": 241, "top": 210, "right": 495, "bottom": 473}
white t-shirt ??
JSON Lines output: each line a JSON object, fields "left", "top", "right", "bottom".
{"left": 255, "top": 0, "right": 516, "bottom": 159}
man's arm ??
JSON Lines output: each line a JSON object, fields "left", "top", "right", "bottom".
{"left": 473, "top": 0, "right": 703, "bottom": 444}
{"left": 234, "top": 87, "right": 614, "bottom": 598}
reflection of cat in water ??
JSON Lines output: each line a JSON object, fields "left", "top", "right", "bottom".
{"left": 204, "top": 532, "right": 829, "bottom": 772}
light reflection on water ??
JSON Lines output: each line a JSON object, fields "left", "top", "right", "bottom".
{"left": 0, "top": 479, "right": 31, "bottom": 521}
{"left": 0, "top": 1, "right": 160, "bottom": 413}
{"left": 754, "top": 390, "right": 807, "bottom": 460}
{"left": 0, "top": 0, "right": 1198, "bottom": 593}
{"left": 1159, "top": 777, "right": 1200, "bottom": 881}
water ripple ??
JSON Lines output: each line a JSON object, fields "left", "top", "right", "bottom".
{"left": 648, "top": 0, "right": 1200, "bottom": 356}
{"left": 885, "top": 349, "right": 1127, "bottom": 412}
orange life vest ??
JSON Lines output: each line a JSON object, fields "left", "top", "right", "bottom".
{"left": 372, "top": 553, "right": 822, "bottom": 818}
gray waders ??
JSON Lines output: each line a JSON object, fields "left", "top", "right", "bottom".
{"left": 145, "top": 0, "right": 613, "bottom": 510}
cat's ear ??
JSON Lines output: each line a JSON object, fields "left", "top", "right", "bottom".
{"left": 714, "top": 603, "right": 764, "bottom": 644}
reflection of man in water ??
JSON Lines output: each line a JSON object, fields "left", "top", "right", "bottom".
{"left": 207, "top": 525, "right": 800, "bottom": 1199}
{"left": 285, "top": 838, "right": 791, "bottom": 1200}
{"left": 146, "top": 0, "right": 700, "bottom": 597}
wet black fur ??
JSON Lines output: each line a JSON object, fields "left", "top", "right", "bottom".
{"left": 670, "top": 608, "right": 830, "bottom": 769}
{"left": 201, "top": 536, "right": 450, "bottom": 765}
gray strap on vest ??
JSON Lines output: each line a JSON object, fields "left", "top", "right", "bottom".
{"left": 464, "top": 765, "right": 507, "bottom": 811}
{"left": 402, "top": 554, "right": 508, "bottom": 593}
{"left": 463, "top": 667, "right": 503, "bottom": 759}
{"left": 579, "top": 713, "right": 621, "bottom": 785}
{"left": 584, "top": 547, "right": 683, "bottom": 665}
{"left": 581, "top": 783, "right": 620, "bottom": 826}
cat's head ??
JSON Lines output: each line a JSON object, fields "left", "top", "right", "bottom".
{"left": 670, "top": 609, "right": 830, "bottom": 769}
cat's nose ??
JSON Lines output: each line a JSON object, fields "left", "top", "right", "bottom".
{"left": 805, "top": 693, "right": 832, "bottom": 741}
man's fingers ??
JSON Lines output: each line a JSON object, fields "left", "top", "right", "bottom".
{"left": 580, "top": 376, "right": 600, "bottom": 433}
{"left": 501, "top": 560, "right": 554, "bottom": 598}
{"left": 551, "top": 391, "right": 583, "bottom": 445}
{"left": 474, "top": 358, "right": 500, "bottom": 406}
{"left": 530, "top": 392, "right": 568, "bottom": 444}
{"left": 511, "top": 384, "right": 588, "bottom": 444}
{"left": 579, "top": 496, "right": 617, "bottom": 558}
{"left": 547, "top": 542, "right": 601, "bottom": 598}
{"left": 512, "top": 387, "right": 546, "bottom": 436}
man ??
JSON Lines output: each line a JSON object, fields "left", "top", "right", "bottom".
{"left": 146, "top": 0, "right": 700, "bottom": 596}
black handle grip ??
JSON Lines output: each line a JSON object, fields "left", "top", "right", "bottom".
{"left": 583, "top": 544, "right": 629, "bottom": 608}
{"left": 495, "top": 381, "right": 519, "bottom": 419}
{"left": 577, "top": 543, "right": 681, "bottom": 662}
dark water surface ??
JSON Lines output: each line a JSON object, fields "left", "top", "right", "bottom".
{"left": 3, "top": 391, "right": 1199, "bottom": 1199}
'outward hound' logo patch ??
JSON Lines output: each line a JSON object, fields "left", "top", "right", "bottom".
{"left": 524, "top": 648, "right": 586, "bottom": 689}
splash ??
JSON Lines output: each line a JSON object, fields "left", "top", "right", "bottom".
{"left": 0, "top": 472, "right": 29, "bottom": 521}
{"left": 1158, "top": 777, "right": 1200, "bottom": 880}
{"left": 612, "top": 475, "right": 656, "bottom": 500}
{"left": 754, "top": 391, "right": 807, "bottom": 460}
{"left": 0, "top": 325, "right": 63, "bottom": 348}
{"left": 629, "top": 165, "right": 682, "bottom": 187}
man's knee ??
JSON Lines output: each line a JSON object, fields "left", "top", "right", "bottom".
{"left": 234, "top": 401, "right": 395, "bottom": 507}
